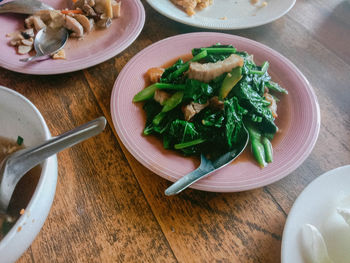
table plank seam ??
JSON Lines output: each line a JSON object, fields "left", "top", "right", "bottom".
{"left": 263, "top": 187, "right": 288, "bottom": 217}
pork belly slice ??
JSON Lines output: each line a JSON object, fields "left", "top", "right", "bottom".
{"left": 65, "top": 15, "right": 84, "bottom": 38}
{"left": 73, "top": 14, "right": 94, "bottom": 33}
{"left": 147, "top": 67, "right": 165, "bottom": 83}
{"left": 187, "top": 54, "right": 244, "bottom": 83}
{"left": 182, "top": 101, "right": 209, "bottom": 121}
{"left": 154, "top": 90, "right": 171, "bottom": 106}
{"left": 33, "top": 16, "right": 46, "bottom": 31}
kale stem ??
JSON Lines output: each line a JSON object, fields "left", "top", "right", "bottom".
{"left": 246, "top": 125, "right": 267, "bottom": 167}
{"left": 266, "top": 81, "right": 288, "bottom": 94}
{"left": 262, "top": 137, "right": 273, "bottom": 163}
{"left": 168, "top": 50, "right": 207, "bottom": 81}
{"left": 133, "top": 83, "right": 158, "bottom": 102}
{"left": 174, "top": 139, "right": 206, "bottom": 149}
{"left": 155, "top": 83, "right": 186, "bottom": 90}
{"left": 249, "top": 61, "right": 269, "bottom": 75}
{"left": 152, "top": 112, "right": 166, "bottom": 126}
{"left": 202, "top": 47, "right": 237, "bottom": 54}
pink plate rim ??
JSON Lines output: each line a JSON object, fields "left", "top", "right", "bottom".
{"left": 0, "top": 0, "right": 145, "bottom": 75}
{"left": 110, "top": 32, "right": 321, "bottom": 192}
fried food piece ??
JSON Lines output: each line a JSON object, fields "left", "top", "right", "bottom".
{"left": 170, "top": 0, "right": 212, "bottom": 16}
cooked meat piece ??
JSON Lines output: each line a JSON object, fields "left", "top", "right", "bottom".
{"left": 10, "top": 39, "right": 20, "bottom": 46}
{"left": 94, "top": 0, "right": 104, "bottom": 13}
{"left": 24, "top": 16, "right": 34, "bottom": 28}
{"left": 209, "top": 96, "right": 224, "bottom": 110}
{"left": 21, "top": 38, "right": 33, "bottom": 46}
{"left": 197, "top": 0, "right": 212, "bottom": 10}
{"left": 34, "top": 10, "right": 52, "bottom": 22}
{"left": 188, "top": 54, "right": 244, "bottom": 83}
{"left": 171, "top": 0, "right": 196, "bottom": 16}
{"left": 88, "top": 0, "right": 95, "bottom": 6}
{"left": 47, "top": 11, "right": 66, "bottom": 29}
{"left": 8, "top": 31, "right": 24, "bottom": 43}
{"left": 171, "top": 0, "right": 212, "bottom": 16}
{"left": 96, "top": 16, "right": 112, "bottom": 28}
{"left": 154, "top": 90, "right": 171, "bottom": 106}
{"left": 147, "top": 67, "right": 164, "bottom": 83}
{"left": 21, "top": 28, "right": 34, "bottom": 39}
{"left": 65, "top": 15, "right": 84, "bottom": 37}
{"left": 264, "top": 92, "right": 277, "bottom": 118}
{"left": 182, "top": 101, "right": 209, "bottom": 121}
{"left": 182, "top": 104, "right": 196, "bottom": 121}
{"left": 52, "top": 49, "right": 66, "bottom": 60}
{"left": 94, "top": 0, "right": 111, "bottom": 15}
{"left": 73, "top": 14, "right": 94, "bottom": 33}
{"left": 111, "top": 0, "right": 121, "bottom": 18}
{"left": 17, "top": 45, "right": 32, "bottom": 54}
{"left": 32, "top": 10, "right": 65, "bottom": 29}
{"left": 74, "top": 0, "right": 88, "bottom": 9}
{"left": 33, "top": 16, "right": 46, "bottom": 31}
{"left": 82, "top": 4, "right": 97, "bottom": 16}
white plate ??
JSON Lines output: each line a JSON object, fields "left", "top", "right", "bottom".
{"left": 146, "top": 0, "right": 296, "bottom": 30}
{"left": 281, "top": 165, "right": 350, "bottom": 263}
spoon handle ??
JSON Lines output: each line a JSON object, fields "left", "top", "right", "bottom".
{"left": 19, "top": 54, "right": 48, "bottom": 62}
{"left": 165, "top": 127, "right": 249, "bottom": 196}
{"left": 0, "top": 2, "right": 21, "bottom": 14}
{"left": 0, "top": 0, "right": 53, "bottom": 14}
{"left": 165, "top": 169, "right": 210, "bottom": 196}
{"left": 8, "top": 117, "right": 107, "bottom": 183}
{"left": 165, "top": 154, "right": 215, "bottom": 196}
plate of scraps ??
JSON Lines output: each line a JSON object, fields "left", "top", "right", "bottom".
{"left": 0, "top": 0, "right": 145, "bottom": 75}
{"left": 146, "top": 0, "right": 296, "bottom": 30}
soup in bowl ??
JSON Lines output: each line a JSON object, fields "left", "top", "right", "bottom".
{"left": 0, "top": 86, "right": 58, "bottom": 263}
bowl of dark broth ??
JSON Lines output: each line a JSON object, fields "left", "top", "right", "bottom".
{"left": 0, "top": 86, "right": 58, "bottom": 263}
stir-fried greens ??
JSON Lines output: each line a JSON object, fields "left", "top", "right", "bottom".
{"left": 133, "top": 44, "right": 288, "bottom": 167}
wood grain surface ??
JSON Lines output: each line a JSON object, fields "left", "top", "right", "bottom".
{"left": 0, "top": 0, "right": 349, "bottom": 262}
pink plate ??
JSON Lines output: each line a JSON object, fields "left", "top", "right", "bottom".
{"left": 0, "top": 0, "right": 145, "bottom": 75}
{"left": 111, "top": 32, "right": 320, "bottom": 192}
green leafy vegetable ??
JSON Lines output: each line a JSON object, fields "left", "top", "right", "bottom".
{"left": 134, "top": 43, "right": 287, "bottom": 167}
{"left": 184, "top": 79, "right": 214, "bottom": 104}
{"left": 192, "top": 44, "right": 237, "bottom": 63}
{"left": 16, "top": 136, "right": 23, "bottom": 146}
{"left": 224, "top": 97, "right": 247, "bottom": 148}
{"left": 234, "top": 82, "right": 277, "bottom": 134}
{"left": 219, "top": 67, "right": 242, "bottom": 100}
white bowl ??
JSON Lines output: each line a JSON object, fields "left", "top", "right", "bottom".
{"left": 0, "top": 86, "right": 58, "bottom": 263}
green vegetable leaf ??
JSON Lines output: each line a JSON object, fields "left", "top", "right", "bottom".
{"left": 234, "top": 82, "right": 277, "bottom": 134}
{"left": 184, "top": 79, "right": 213, "bottom": 104}
{"left": 192, "top": 43, "right": 237, "bottom": 63}
{"left": 17, "top": 136, "right": 23, "bottom": 146}
{"left": 160, "top": 59, "right": 184, "bottom": 83}
{"left": 224, "top": 97, "right": 247, "bottom": 148}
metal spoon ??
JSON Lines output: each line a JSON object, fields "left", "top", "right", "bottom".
{"left": 20, "top": 27, "right": 69, "bottom": 62}
{"left": 0, "top": 0, "right": 53, "bottom": 15}
{"left": 165, "top": 126, "right": 249, "bottom": 196}
{"left": 0, "top": 117, "right": 107, "bottom": 214}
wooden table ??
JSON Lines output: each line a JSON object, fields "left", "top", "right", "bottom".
{"left": 1, "top": 0, "right": 349, "bottom": 262}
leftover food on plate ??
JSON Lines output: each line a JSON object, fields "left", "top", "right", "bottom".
{"left": 0, "top": 136, "right": 40, "bottom": 241}
{"left": 133, "top": 43, "right": 288, "bottom": 168}
{"left": 6, "top": 0, "right": 121, "bottom": 59}
{"left": 170, "top": 0, "right": 267, "bottom": 16}
{"left": 170, "top": 0, "right": 212, "bottom": 16}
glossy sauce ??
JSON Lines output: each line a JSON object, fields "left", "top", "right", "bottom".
{"left": 0, "top": 137, "right": 41, "bottom": 240}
